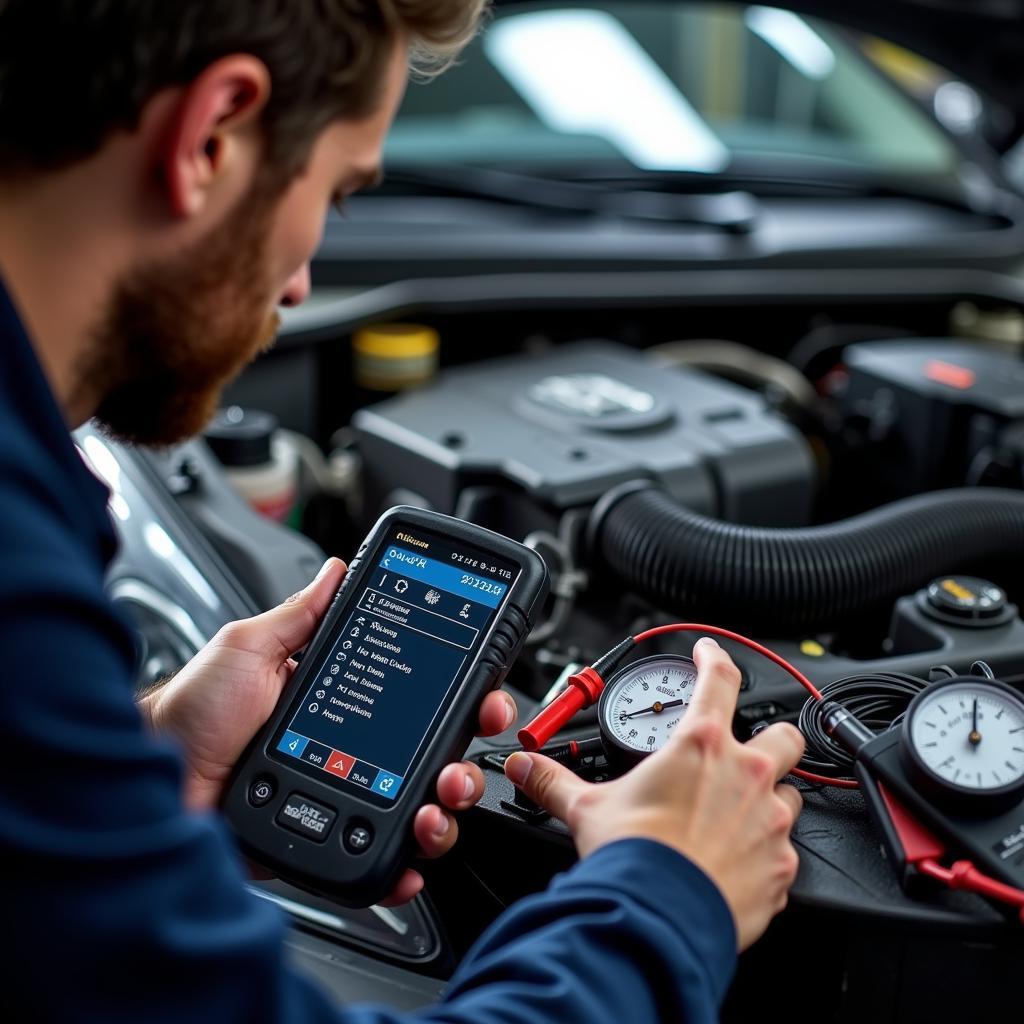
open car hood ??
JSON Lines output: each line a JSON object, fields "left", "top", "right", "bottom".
{"left": 496, "top": 0, "right": 1024, "bottom": 152}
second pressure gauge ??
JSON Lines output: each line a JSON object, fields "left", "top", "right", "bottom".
{"left": 902, "top": 677, "right": 1024, "bottom": 814}
{"left": 597, "top": 655, "right": 698, "bottom": 769}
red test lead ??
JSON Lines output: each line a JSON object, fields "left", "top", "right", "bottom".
{"left": 518, "top": 623, "right": 825, "bottom": 752}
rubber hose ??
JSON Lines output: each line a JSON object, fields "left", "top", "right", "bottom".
{"left": 591, "top": 483, "right": 1024, "bottom": 631}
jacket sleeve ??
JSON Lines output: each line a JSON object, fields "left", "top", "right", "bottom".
{"left": 317, "top": 837, "right": 736, "bottom": 1024}
{"left": 418, "top": 837, "right": 737, "bottom": 1024}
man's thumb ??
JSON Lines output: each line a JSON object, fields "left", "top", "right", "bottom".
{"left": 239, "top": 558, "right": 347, "bottom": 659}
{"left": 504, "top": 752, "right": 588, "bottom": 824}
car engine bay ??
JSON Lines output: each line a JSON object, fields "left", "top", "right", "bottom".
{"left": 84, "top": 283, "right": 1024, "bottom": 1021}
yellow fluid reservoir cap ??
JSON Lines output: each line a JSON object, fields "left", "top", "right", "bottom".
{"left": 353, "top": 323, "right": 439, "bottom": 360}
{"left": 799, "top": 639, "right": 826, "bottom": 658}
{"left": 353, "top": 323, "right": 440, "bottom": 391}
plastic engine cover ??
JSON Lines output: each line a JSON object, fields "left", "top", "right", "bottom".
{"left": 354, "top": 341, "right": 815, "bottom": 525}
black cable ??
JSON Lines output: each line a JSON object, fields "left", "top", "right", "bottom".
{"left": 798, "top": 671, "right": 928, "bottom": 777}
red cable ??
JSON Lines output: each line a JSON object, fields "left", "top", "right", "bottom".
{"left": 918, "top": 857, "right": 1024, "bottom": 923}
{"left": 633, "top": 623, "right": 824, "bottom": 700}
{"left": 791, "top": 767, "right": 860, "bottom": 790}
{"left": 520, "top": 621, "right": 860, "bottom": 784}
{"left": 637, "top": 629, "right": 1024, "bottom": 916}
{"left": 521, "top": 623, "right": 1024, "bottom": 918}
{"left": 633, "top": 626, "right": 859, "bottom": 787}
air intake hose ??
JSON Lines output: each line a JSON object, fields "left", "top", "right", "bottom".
{"left": 590, "top": 482, "right": 1024, "bottom": 631}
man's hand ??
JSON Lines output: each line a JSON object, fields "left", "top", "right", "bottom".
{"left": 504, "top": 637, "right": 804, "bottom": 951}
{"left": 139, "top": 558, "right": 517, "bottom": 906}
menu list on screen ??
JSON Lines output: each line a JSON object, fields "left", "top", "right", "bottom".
{"left": 273, "top": 527, "right": 518, "bottom": 803}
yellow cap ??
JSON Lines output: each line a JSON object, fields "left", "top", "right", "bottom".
{"left": 799, "top": 639, "right": 826, "bottom": 658}
{"left": 353, "top": 323, "right": 439, "bottom": 360}
{"left": 352, "top": 323, "right": 440, "bottom": 391}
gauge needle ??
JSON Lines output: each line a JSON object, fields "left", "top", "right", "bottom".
{"left": 623, "top": 698, "right": 686, "bottom": 720}
{"left": 969, "top": 697, "right": 982, "bottom": 746}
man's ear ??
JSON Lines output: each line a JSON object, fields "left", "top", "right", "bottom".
{"left": 158, "top": 55, "right": 272, "bottom": 219}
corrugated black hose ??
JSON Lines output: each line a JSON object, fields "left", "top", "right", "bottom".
{"left": 589, "top": 482, "right": 1024, "bottom": 631}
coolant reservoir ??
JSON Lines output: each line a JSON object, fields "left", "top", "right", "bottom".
{"left": 204, "top": 406, "right": 299, "bottom": 522}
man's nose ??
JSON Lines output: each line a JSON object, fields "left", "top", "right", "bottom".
{"left": 279, "top": 263, "right": 311, "bottom": 308}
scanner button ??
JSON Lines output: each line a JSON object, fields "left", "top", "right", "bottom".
{"left": 248, "top": 779, "right": 275, "bottom": 807}
{"left": 344, "top": 822, "right": 373, "bottom": 855}
{"left": 276, "top": 793, "right": 336, "bottom": 843}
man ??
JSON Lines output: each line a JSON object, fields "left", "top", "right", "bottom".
{"left": 0, "top": 2, "right": 806, "bottom": 1020}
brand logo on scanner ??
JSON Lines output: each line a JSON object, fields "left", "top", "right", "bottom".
{"left": 995, "top": 823, "right": 1024, "bottom": 860}
{"left": 283, "top": 802, "right": 329, "bottom": 834}
{"left": 396, "top": 533, "right": 430, "bottom": 549}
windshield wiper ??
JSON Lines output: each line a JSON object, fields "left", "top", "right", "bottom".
{"left": 380, "top": 164, "right": 760, "bottom": 235}
{"left": 553, "top": 160, "right": 1020, "bottom": 221}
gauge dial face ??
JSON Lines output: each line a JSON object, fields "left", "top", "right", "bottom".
{"left": 908, "top": 681, "right": 1024, "bottom": 792}
{"left": 600, "top": 656, "right": 698, "bottom": 757}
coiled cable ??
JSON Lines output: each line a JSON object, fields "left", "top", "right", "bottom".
{"left": 798, "top": 671, "right": 928, "bottom": 779}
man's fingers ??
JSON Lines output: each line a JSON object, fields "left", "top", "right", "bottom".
{"left": 477, "top": 690, "right": 517, "bottom": 737}
{"left": 505, "top": 752, "right": 590, "bottom": 824}
{"left": 686, "top": 637, "right": 744, "bottom": 722}
{"left": 436, "top": 761, "right": 484, "bottom": 811}
{"left": 377, "top": 868, "right": 424, "bottom": 907}
{"left": 746, "top": 722, "right": 806, "bottom": 780}
{"left": 775, "top": 783, "right": 803, "bottom": 824}
{"left": 413, "top": 804, "right": 459, "bottom": 859}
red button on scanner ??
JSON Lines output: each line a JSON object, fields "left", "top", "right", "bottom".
{"left": 324, "top": 749, "right": 355, "bottom": 779}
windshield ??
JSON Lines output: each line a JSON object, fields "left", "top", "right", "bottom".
{"left": 386, "top": 2, "right": 961, "bottom": 181}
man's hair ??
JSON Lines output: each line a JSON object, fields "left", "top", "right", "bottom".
{"left": 0, "top": 0, "right": 486, "bottom": 179}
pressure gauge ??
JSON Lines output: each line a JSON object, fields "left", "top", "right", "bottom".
{"left": 597, "top": 655, "right": 698, "bottom": 770}
{"left": 901, "top": 677, "right": 1024, "bottom": 814}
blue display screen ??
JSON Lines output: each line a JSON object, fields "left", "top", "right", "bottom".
{"left": 272, "top": 525, "right": 518, "bottom": 804}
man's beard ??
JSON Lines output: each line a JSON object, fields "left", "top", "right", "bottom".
{"left": 85, "top": 183, "right": 282, "bottom": 447}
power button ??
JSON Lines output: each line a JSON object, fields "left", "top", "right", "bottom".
{"left": 248, "top": 779, "right": 275, "bottom": 807}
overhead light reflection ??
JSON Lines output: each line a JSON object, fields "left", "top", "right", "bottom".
{"left": 745, "top": 6, "right": 836, "bottom": 81}
{"left": 485, "top": 10, "right": 729, "bottom": 172}
{"left": 933, "top": 80, "right": 983, "bottom": 135}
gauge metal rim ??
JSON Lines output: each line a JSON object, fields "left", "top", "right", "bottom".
{"left": 902, "top": 676, "right": 1024, "bottom": 801}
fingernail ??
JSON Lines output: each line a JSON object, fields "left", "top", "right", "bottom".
{"left": 696, "top": 636, "right": 720, "bottom": 650}
{"left": 505, "top": 752, "right": 533, "bottom": 786}
{"left": 294, "top": 560, "right": 337, "bottom": 602}
{"left": 310, "top": 558, "right": 335, "bottom": 585}
{"left": 462, "top": 773, "right": 476, "bottom": 801}
{"left": 433, "top": 812, "right": 451, "bottom": 838}
{"left": 503, "top": 700, "right": 516, "bottom": 731}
